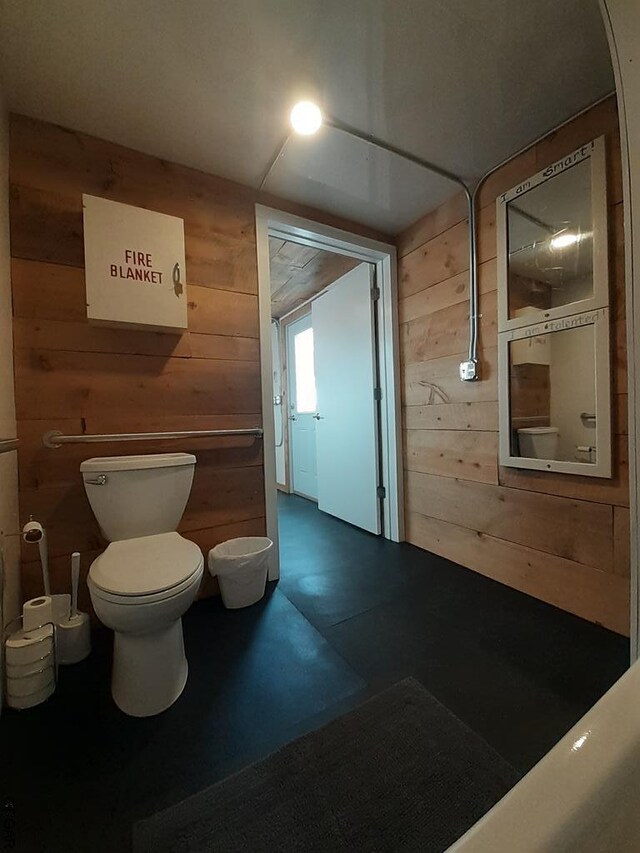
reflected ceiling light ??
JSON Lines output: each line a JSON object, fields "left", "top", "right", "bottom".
{"left": 550, "top": 232, "right": 579, "bottom": 250}
{"left": 289, "top": 101, "right": 323, "bottom": 136}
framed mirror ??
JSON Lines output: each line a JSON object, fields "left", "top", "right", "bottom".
{"left": 497, "top": 138, "right": 612, "bottom": 478}
{"left": 498, "top": 310, "right": 611, "bottom": 477}
{"left": 497, "top": 137, "right": 608, "bottom": 331}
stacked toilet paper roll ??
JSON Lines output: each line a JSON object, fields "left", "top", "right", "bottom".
{"left": 5, "top": 624, "right": 56, "bottom": 709}
{"left": 23, "top": 594, "right": 71, "bottom": 630}
{"left": 22, "top": 596, "right": 55, "bottom": 631}
{"left": 20, "top": 593, "right": 90, "bottom": 666}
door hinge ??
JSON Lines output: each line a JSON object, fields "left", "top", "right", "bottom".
{"left": 373, "top": 387, "right": 382, "bottom": 401}
{"left": 371, "top": 286, "right": 381, "bottom": 301}
{"left": 377, "top": 485, "right": 386, "bottom": 499}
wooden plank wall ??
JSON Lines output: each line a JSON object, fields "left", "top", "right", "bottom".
{"left": 9, "top": 114, "right": 387, "bottom": 616}
{"left": 398, "top": 96, "right": 630, "bottom": 635}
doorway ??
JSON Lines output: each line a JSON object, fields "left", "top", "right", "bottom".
{"left": 256, "top": 206, "right": 403, "bottom": 580}
{"left": 282, "top": 262, "right": 384, "bottom": 533}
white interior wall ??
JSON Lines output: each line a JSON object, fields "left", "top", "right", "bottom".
{"left": 0, "top": 96, "right": 21, "bottom": 639}
{"left": 549, "top": 326, "right": 596, "bottom": 461}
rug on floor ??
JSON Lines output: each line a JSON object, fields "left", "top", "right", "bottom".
{"left": 133, "top": 678, "right": 520, "bottom": 853}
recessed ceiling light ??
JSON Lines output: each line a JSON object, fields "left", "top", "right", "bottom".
{"left": 550, "top": 232, "right": 579, "bottom": 250}
{"left": 290, "top": 101, "right": 323, "bottom": 136}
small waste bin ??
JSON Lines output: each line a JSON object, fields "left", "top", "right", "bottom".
{"left": 208, "top": 537, "right": 273, "bottom": 609}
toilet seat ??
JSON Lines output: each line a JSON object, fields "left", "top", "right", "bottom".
{"left": 89, "top": 532, "right": 204, "bottom": 603}
{"left": 89, "top": 565, "right": 203, "bottom": 606}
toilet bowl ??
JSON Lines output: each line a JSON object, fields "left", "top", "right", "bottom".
{"left": 517, "top": 426, "right": 559, "bottom": 459}
{"left": 81, "top": 453, "right": 203, "bottom": 717}
{"left": 89, "top": 532, "right": 204, "bottom": 716}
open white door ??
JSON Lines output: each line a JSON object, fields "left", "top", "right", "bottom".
{"left": 286, "top": 314, "right": 318, "bottom": 500}
{"left": 312, "top": 264, "right": 381, "bottom": 534}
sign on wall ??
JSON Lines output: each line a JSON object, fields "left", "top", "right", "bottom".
{"left": 83, "top": 194, "right": 187, "bottom": 331}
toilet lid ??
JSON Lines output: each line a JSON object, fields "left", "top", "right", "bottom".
{"left": 89, "top": 532, "right": 203, "bottom": 596}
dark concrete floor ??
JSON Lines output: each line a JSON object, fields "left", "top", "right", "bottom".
{"left": 1, "top": 493, "right": 629, "bottom": 852}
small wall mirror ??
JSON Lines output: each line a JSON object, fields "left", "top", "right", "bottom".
{"left": 497, "top": 138, "right": 612, "bottom": 478}
{"left": 499, "top": 311, "right": 611, "bottom": 477}
{"left": 507, "top": 157, "right": 592, "bottom": 318}
{"left": 498, "top": 137, "right": 608, "bottom": 331}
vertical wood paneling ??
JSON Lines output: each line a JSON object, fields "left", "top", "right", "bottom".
{"left": 398, "top": 96, "right": 629, "bottom": 635}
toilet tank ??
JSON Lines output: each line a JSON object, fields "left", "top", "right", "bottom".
{"left": 80, "top": 453, "right": 196, "bottom": 541}
{"left": 517, "top": 427, "right": 559, "bottom": 460}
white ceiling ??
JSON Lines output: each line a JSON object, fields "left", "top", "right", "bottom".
{"left": 0, "top": 0, "right": 614, "bottom": 234}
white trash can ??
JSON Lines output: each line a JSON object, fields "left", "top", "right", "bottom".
{"left": 208, "top": 537, "right": 273, "bottom": 609}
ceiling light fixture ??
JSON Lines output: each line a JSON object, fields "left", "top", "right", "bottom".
{"left": 289, "top": 101, "right": 323, "bottom": 136}
{"left": 550, "top": 232, "right": 579, "bottom": 250}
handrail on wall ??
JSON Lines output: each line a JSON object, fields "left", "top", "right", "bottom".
{"left": 0, "top": 438, "right": 19, "bottom": 454}
{"left": 42, "top": 428, "right": 263, "bottom": 449}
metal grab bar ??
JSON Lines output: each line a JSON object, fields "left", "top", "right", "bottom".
{"left": 0, "top": 438, "right": 19, "bottom": 454}
{"left": 42, "top": 428, "right": 263, "bottom": 449}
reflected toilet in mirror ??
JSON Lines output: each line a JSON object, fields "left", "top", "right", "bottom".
{"left": 517, "top": 427, "right": 559, "bottom": 460}
{"left": 508, "top": 324, "right": 597, "bottom": 464}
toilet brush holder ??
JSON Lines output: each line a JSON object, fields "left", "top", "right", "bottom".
{"left": 56, "top": 612, "right": 91, "bottom": 665}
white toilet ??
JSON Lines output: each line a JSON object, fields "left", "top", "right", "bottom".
{"left": 517, "top": 426, "right": 559, "bottom": 459}
{"left": 81, "top": 453, "right": 204, "bottom": 717}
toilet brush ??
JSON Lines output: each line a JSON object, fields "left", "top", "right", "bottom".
{"left": 56, "top": 552, "right": 91, "bottom": 665}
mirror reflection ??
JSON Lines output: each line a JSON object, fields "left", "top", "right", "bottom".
{"left": 507, "top": 158, "right": 593, "bottom": 320}
{"left": 509, "top": 324, "right": 597, "bottom": 464}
